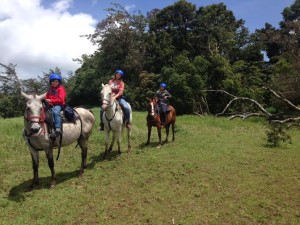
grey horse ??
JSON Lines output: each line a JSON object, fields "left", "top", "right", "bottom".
{"left": 100, "top": 84, "right": 132, "bottom": 158}
{"left": 21, "top": 92, "right": 95, "bottom": 189}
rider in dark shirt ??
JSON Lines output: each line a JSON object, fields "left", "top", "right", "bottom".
{"left": 156, "top": 83, "right": 172, "bottom": 126}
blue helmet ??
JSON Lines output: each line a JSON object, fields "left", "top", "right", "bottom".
{"left": 49, "top": 73, "right": 62, "bottom": 83}
{"left": 115, "top": 69, "right": 124, "bottom": 78}
{"left": 160, "top": 83, "right": 167, "bottom": 88}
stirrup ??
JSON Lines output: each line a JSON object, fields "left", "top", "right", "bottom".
{"left": 55, "top": 128, "right": 61, "bottom": 137}
{"left": 98, "top": 123, "right": 104, "bottom": 131}
{"left": 125, "top": 121, "right": 132, "bottom": 129}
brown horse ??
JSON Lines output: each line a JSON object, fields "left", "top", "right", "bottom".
{"left": 146, "top": 97, "right": 176, "bottom": 147}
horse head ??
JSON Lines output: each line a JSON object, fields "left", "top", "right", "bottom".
{"left": 147, "top": 97, "right": 159, "bottom": 117}
{"left": 100, "top": 83, "right": 114, "bottom": 111}
{"left": 21, "top": 92, "right": 46, "bottom": 136}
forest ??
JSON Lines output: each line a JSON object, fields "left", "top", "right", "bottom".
{"left": 0, "top": 0, "right": 299, "bottom": 119}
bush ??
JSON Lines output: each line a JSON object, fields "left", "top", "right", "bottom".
{"left": 265, "top": 123, "right": 291, "bottom": 147}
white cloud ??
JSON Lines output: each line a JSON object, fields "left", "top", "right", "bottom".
{"left": 0, "top": 0, "right": 97, "bottom": 79}
{"left": 52, "top": 0, "right": 72, "bottom": 12}
{"left": 125, "top": 4, "right": 136, "bottom": 12}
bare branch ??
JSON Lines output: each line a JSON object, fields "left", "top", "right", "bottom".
{"left": 229, "top": 113, "right": 266, "bottom": 120}
{"left": 266, "top": 86, "right": 300, "bottom": 112}
{"left": 202, "top": 89, "right": 236, "bottom": 98}
{"left": 271, "top": 117, "right": 300, "bottom": 123}
{"left": 194, "top": 112, "right": 204, "bottom": 117}
{"left": 201, "top": 90, "right": 272, "bottom": 117}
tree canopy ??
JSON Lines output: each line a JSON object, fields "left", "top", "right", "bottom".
{"left": 1, "top": 0, "right": 300, "bottom": 118}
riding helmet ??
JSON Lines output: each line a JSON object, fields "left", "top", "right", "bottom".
{"left": 160, "top": 82, "right": 167, "bottom": 88}
{"left": 115, "top": 70, "right": 124, "bottom": 78}
{"left": 49, "top": 73, "right": 62, "bottom": 84}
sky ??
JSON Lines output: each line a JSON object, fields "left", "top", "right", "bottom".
{"left": 0, "top": 0, "right": 295, "bottom": 79}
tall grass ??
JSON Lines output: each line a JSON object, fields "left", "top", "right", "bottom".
{"left": 0, "top": 109, "right": 299, "bottom": 225}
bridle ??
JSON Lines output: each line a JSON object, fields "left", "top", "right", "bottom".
{"left": 148, "top": 98, "right": 159, "bottom": 117}
{"left": 24, "top": 105, "right": 46, "bottom": 137}
{"left": 149, "top": 101, "right": 155, "bottom": 116}
{"left": 101, "top": 98, "right": 113, "bottom": 110}
{"left": 101, "top": 96, "right": 118, "bottom": 122}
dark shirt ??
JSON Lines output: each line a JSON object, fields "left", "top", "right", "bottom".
{"left": 156, "top": 89, "right": 172, "bottom": 104}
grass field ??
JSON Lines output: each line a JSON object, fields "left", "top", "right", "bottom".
{"left": 0, "top": 109, "right": 299, "bottom": 225}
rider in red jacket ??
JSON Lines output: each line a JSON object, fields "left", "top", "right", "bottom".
{"left": 45, "top": 74, "right": 66, "bottom": 136}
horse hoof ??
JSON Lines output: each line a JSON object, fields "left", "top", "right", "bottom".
{"left": 50, "top": 181, "right": 56, "bottom": 188}
{"left": 27, "top": 184, "right": 37, "bottom": 191}
{"left": 156, "top": 145, "right": 161, "bottom": 149}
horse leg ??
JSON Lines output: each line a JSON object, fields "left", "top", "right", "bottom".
{"left": 165, "top": 124, "right": 170, "bottom": 144}
{"left": 146, "top": 126, "right": 152, "bottom": 145}
{"left": 116, "top": 130, "right": 122, "bottom": 155}
{"left": 171, "top": 122, "right": 175, "bottom": 142}
{"left": 157, "top": 127, "right": 162, "bottom": 148}
{"left": 45, "top": 147, "right": 56, "bottom": 188}
{"left": 127, "top": 126, "right": 132, "bottom": 153}
{"left": 103, "top": 131, "right": 110, "bottom": 159}
{"left": 109, "top": 132, "right": 116, "bottom": 152}
{"left": 29, "top": 149, "right": 39, "bottom": 190}
{"left": 78, "top": 136, "right": 88, "bottom": 176}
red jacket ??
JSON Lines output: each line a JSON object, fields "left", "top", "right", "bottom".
{"left": 45, "top": 85, "right": 66, "bottom": 106}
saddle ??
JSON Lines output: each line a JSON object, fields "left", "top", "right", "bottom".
{"left": 156, "top": 105, "right": 171, "bottom": 114}
{"left": 44, "top": 106, "right": 79, "bottom": 137}
{"left": 115, "top": 100, "right": 128, "bottom": 124}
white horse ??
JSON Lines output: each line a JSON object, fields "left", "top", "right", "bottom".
{"left": 21, "top": 92, "right": 95, "bottom": 189}
{"left": 100, "top": 84, "right": 132, "bottom": 158}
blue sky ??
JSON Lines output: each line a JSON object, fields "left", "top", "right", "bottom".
{"left": 60, "top": 0, "right": 295, "bottom": 32}
{"left": 0, "top": 0, "right": 295, "bottom": 79}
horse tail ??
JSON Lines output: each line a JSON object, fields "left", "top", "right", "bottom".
{"left": 72, "top": 108, "right": 83, "bottom": 149}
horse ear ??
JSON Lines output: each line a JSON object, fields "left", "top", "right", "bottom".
{"left": 38, "top": 92, "right": 47, "bottom": 100}
{"left": 102, "top": 83, "right": 105, "bottom": 87}
{"left": 21, "top": 91, "right": 31, "bottom": 100}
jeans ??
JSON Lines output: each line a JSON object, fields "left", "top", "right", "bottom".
{"left": 100, "top": 98, "right": 131, "bottom": 124}
{"left": 52, "top": 105, "right": 63, "bottom": 128}
{"left": 159, "top": 102, "right": 168, "bottom": 124}
{"left": 159, "top": 102, "right": 168, "bottom": 113}
{"left": 119, "top": 98, "right": 130, "bottom": 122}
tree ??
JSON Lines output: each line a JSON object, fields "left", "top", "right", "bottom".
{"left": 255, "top": 0, "right": 300, "bottom": 108}
{"left": 89, "top": 3, "right": 148, "bottom": 83}
{"left": 0, "top": 63, "right": 24, "bottom": 118}
{"left": 193, "top": 3, "right": 250, "bottom": 60}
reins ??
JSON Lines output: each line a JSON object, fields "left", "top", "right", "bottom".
{"left": 24, "top": 106, "right": 46, "bottom": 136}
{"left": 102, "top": 97, "right": 119, "bottom": 130}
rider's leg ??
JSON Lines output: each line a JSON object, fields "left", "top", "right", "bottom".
{"left": 52, "top": 105, "right": 62, "bottom": 135}
{"left": 98, "top": 109, "right": 104, "bottom": 131}
{"left": 119, "top": 98, "right": 131, "bottom": 128}
{"left": 160, "top": 104, "right": 168, "bottom": 125}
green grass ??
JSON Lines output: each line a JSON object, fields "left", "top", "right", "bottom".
{"left": 0, "top": 109, "right": 299, "bottom": 225}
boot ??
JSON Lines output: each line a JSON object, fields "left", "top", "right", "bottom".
{"left": 125, "top": 121, "right": 132, "bottom": 129}
{"left": 55, "top": 128, "right": 61, "bottom": 137}
{"left": 98, "top": 123, "right": 104, "bottom": 131}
